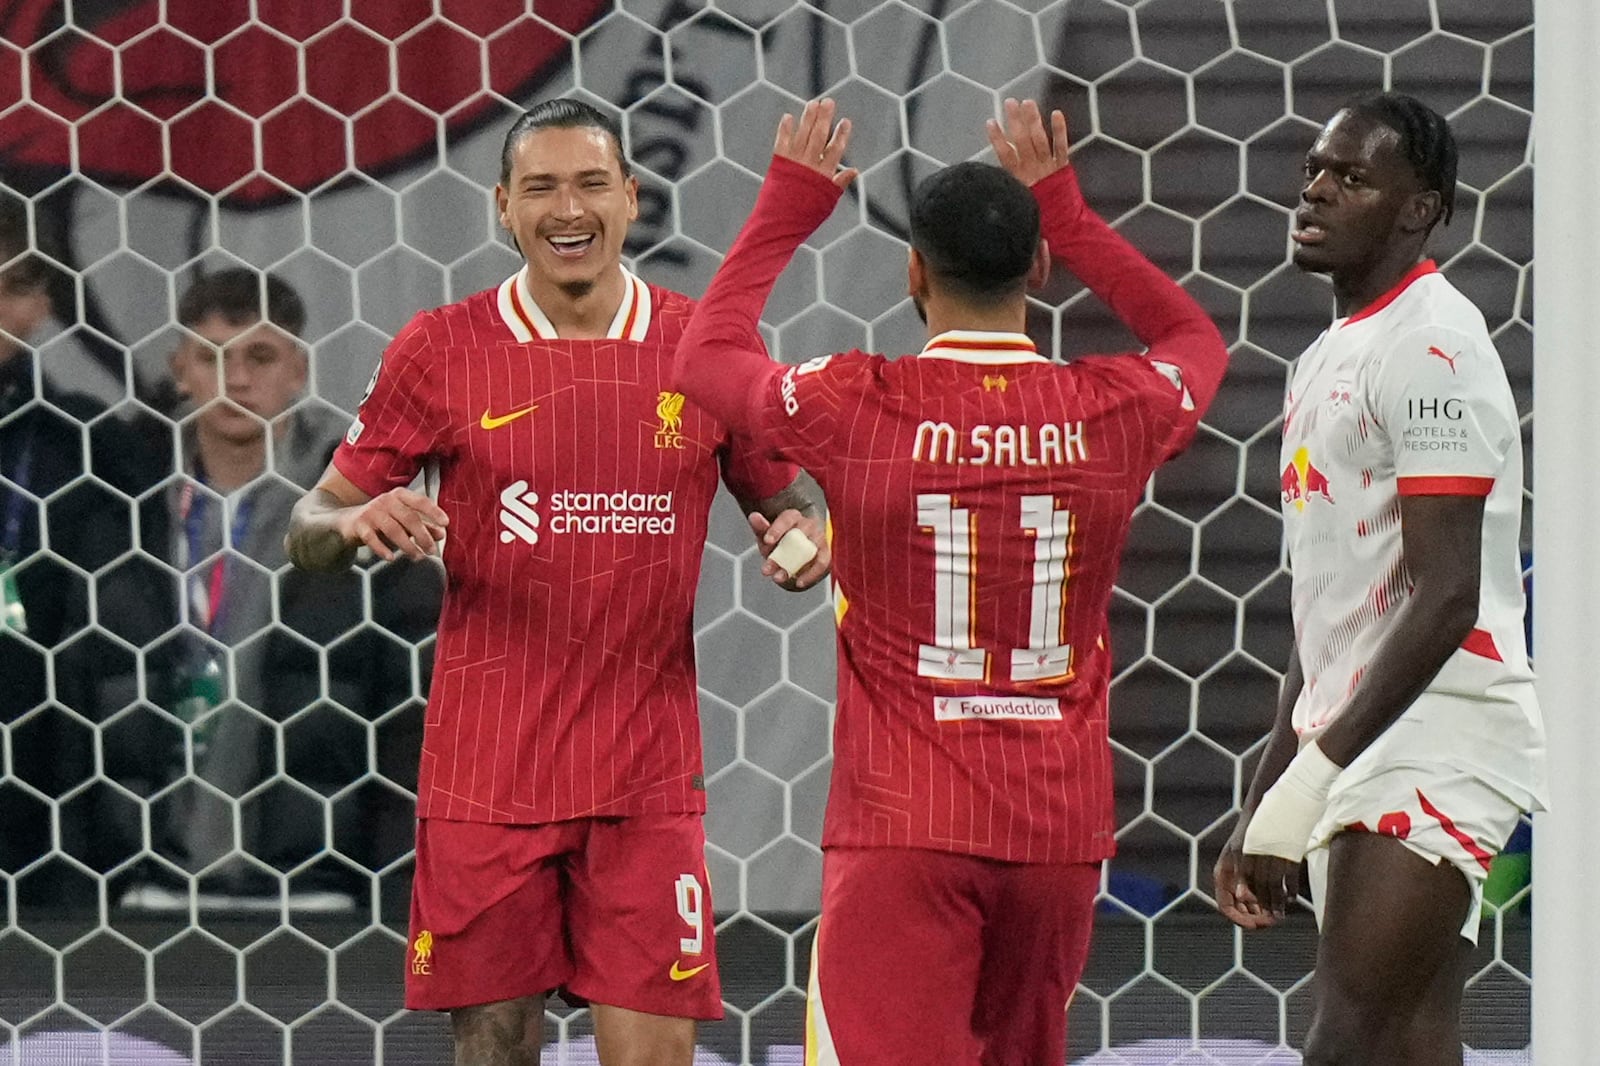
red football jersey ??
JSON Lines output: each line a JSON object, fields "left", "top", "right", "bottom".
{"left": 674, "top": 160, "right": 1229, "bottom": 863}
{"left": 333, "top": 268, "right": 797, "bottom": 823}
{"left": 756, "top": 337, "right": 1204, "bottom": 861}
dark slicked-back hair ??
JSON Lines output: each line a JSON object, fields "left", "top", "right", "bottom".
{"left": 910, "top": 162, "right": 1040, "bottom": 305}
{"left": 178, "top": 268, "right": 306, "bottom": 337}
{"left": 1344, "top": 91, "right": 1458, "bottom": 230}
{"left": 499, "top": 98, "right": 630, "bottom": 186}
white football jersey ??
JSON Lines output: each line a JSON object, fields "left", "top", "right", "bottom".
{"left": 1281, "top": 261, "right": 1547, "bottom": 809}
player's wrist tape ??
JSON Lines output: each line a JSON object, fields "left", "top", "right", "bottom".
{"left": 1241, "top": 740, "right": 1342, "bottom": 863}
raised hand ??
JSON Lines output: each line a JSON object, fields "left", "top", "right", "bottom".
{"left": 986, "top": 97, "right": 1071, "bottom": 188}
{"left": 773, "top": 98, "right": 859, "bottom": 190}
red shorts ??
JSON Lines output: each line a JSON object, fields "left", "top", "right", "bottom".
{"left": 806, "top": 847, "right": 1100, "bottom": 1066}
{"left": 405, "top": 814, "right": 721, "bottom": 1019}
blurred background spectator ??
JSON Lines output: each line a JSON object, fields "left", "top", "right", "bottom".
{"left": 57, "top": 268, "right": 442, "bottom": 912}
{"left": 0, "top": 192, "right": 154, "bottom": 904}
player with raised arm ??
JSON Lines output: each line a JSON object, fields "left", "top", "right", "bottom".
{"left": 1212, "top": 93, "right": 1547, "bottom": 1066}
{"left": 285, "top": 99, "right": 825, "bottom": 1066}
{"left": 672, "top": 98, "right": 1228, "bottom": 1065}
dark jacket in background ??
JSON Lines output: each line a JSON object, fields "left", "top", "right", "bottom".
{"left": 3, "top": 380, "right": 444, "bottom": 907}
{"left": 0, "top": 351, "right": 161, "bottom": 903}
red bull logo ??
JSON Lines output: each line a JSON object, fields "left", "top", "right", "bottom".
{"left": 1281, "top": 446, "right": 1334, "bottom": 511}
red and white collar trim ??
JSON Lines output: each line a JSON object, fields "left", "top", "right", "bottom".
{"left": 917, "top": 330, "right": 1045, "bottom": 365}
{"left": 1341, "top": 259, "right": 1437, "bottom": 326}
{"left": 496, "top": 266, "right": 653, "bottom": 342}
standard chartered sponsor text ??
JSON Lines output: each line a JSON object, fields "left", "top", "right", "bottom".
{"left": 550, "top": 489, "right": 677, "bottom": 536}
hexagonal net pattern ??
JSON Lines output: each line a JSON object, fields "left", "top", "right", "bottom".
{"left": 0, "top": 0, "right": 1536, "bottom": 1063}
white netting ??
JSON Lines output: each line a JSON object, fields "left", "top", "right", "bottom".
{"left": 0, "top": 1, "right": 1535, "bottom": 1062}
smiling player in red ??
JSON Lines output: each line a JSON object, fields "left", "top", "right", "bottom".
{"left": 287, "top": 99, "right": 825, "bottom": 1066}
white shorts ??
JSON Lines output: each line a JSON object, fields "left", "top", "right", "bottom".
{"left": 1306, "top": 763, "right": 1525, "bottom": 944}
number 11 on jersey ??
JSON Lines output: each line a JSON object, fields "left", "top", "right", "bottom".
{"left": 916, "top": 493, "right": 1075, "bottom": 685}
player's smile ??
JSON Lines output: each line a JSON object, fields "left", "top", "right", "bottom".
{"left": 545, "top": 232, "right": 597, "bottom": 258}
{"left": 497, "top": 124, "right": 640, "bottom": 299}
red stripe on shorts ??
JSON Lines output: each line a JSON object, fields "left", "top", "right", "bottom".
{"left": 1416, "top": 789, "right": 1495, "bottom": 872}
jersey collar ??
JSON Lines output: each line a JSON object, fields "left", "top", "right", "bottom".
{"left": 1341, "top": 259, "right": 1437, "bottom": 326}
{"left": 497, "top": 265, "right": 653, "bottom": 342}
{"left": 917, "top": 330, "right": 1046, "bottom": 365}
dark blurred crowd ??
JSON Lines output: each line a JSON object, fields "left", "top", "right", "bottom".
{"left": 0, "top": 195, "right": 443, "bottom": 913}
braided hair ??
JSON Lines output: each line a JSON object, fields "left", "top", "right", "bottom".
{"left": 1345, "top": 91, "right": 1459, "bottom": 231}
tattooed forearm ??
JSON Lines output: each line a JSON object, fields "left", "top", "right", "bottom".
{"left": 742, "top": 475, "right": 823, "bottom": 523}
{"left": 285, "top": 488, "right": 360, "bottom": 573}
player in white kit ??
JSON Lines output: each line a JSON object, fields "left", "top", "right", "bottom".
{"left": 1213, "top": 93, "right": 1547, "bottom": 1065}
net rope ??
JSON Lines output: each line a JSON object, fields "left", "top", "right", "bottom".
{"left": 0, "top": 1, "right": 1535, "bottom": 1062}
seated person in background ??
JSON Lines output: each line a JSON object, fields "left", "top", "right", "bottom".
{"left": 84, "top": 267, "right": 442, "bottom": 911}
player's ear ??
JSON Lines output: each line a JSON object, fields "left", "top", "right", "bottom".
{"left": 494, "top": 183, "right": 512, "bottom": 231}
{"left": 625, "top": 174, "right": 640, "bottom": 222}
{"left": 907, "top": 247, "right": 927, "bottom": 299}
{"left": 1401, "top": 189, "right": 1440, "bottom": 234}
{"left": 1026, "top": 239, "right": 1051, "bottom": 291}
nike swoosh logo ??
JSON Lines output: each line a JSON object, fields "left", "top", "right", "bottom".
{"left": 668, "top": 961, "right": 710, "bottom": 981}
{"left": 480, "top": 404, "right": 538, "bottom": 430}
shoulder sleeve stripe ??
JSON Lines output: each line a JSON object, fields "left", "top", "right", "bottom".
{"left": 1460, "top": 628, "right": 1504, "bottom": 662}
{"left": 1396, "top": 475, "right": 1494, "bottom": 497}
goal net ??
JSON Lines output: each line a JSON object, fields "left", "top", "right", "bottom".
{"left": 0, "top": 1, "right": 1535, "bottom": 1062}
